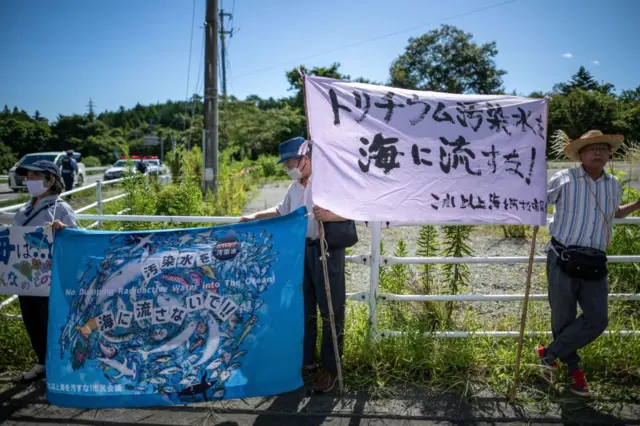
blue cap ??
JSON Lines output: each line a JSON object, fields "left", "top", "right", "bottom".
{"left": 276, "top": 137, "right": 310, "bottom": 164}
{"left": 66, "top": 150, "right": 74, "bottom": 155}
{"left": 16, "top": 160, "right": 62, "bottom": 180}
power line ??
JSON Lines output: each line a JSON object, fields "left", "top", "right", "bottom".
{"left": 182, "top": 0, "right": 197, "bottom": 132}
{"left": 233, "top": 0, "right": 518, "bottom": 81}
{"left": 187, "top": 29, "right": 205, "bottom": 147}
{"left": 227, "top": 53, "right": 235, "bottom": 96}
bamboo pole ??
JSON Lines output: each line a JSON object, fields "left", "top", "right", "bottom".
{"left": 318, "top": 221, "right": 345, "bottom": 394}
{"left": 508, "top": 225, "right": 539, "bottom": 403}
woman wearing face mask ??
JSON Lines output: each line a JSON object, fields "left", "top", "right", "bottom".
{"left": 12, "top": 160, "right": 78, "bottom": 380}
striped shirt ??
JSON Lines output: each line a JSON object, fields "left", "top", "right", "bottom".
{"left": 547, "top": 166, "right": 621, "bottom": 251}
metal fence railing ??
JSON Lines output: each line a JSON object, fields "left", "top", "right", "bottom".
{"left": 2, "top": 207, "right": 639, "bottom": 337}
{"left": 0, "top": 178, "right": 129, "bottom": 320}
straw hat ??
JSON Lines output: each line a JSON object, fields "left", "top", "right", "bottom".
{"left": 563, "top": 130, "right": 624, "bottom": 162}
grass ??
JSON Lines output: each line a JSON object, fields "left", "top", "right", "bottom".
{"left": 340, "top": 275, "right": 640, "bottom": 405}
{"left": 337, "top": 201, "right": 640, "bottom": 404}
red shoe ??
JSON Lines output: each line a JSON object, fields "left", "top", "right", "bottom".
{"left": 536, "top": 345, "right": 557, "bottom": 384}
{"left": 568, "top": 369, "right": 591, "bottom": 398}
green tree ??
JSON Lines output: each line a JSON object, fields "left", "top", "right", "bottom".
{"left": 0, "top": 115, "right": 52, "bottom": 156}
{"left": 0, "top": 142, "right": 17, "bottom": 172}
{"left": 553, "top": 66, "right": 615, "bottom": 96}
{"left": 220, "top": 100, "right": 305, "bottom": 159}
{"left": 285, "top": 62, "right": 348, "bottom": 110}
{"left": 547, "top": 89, "right": 619, "bottom": 155}
{"left": 389, "top": 24, "right": 506, "bottom": 94}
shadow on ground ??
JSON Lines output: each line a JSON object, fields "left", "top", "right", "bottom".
{"left": 2, "top": 378, "right": 640, "bottom": 425}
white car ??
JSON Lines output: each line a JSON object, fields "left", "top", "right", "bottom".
{"left": 142, "top": 157, "right": 167, "bottom": 176}
{"left": 8, "top": 151, "right": 86, "bottom": 192}
{"left": 104, "top": 159, "right": 140, "bottom": 181}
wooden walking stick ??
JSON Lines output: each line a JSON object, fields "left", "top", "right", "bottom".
{"left": 508, "top": 225, "right": 539, "bottom": 404}
{"left": 318, "top": 221, "right": 345, "bottom": 394}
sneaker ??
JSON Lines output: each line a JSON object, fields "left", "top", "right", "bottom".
{"left": 536, "top": 345, "right": 558, "bottom": 384}
{"left": 313, "top": 370, "right": 337, "bottom": 393}
{"left": 302, "top": 363, "right": 317, "bottom": 383}
{"left": 22, "top": 364, "right": 45, "bottom": 381}
{"left": 568, "top": 369, "right": 591, "bottom": 398}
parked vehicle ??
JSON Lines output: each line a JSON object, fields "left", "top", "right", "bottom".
{"left": 142, "top": 156, "right": 166, "bottom": 175}
{"left": 103, "top": 156, "right": 146, "bottom": 181}
{"left": 8, "top": 151, "right": 86, "bottom": 192}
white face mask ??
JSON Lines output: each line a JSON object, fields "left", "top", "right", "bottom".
{"left": 286, "top": 167, "right": 303, "bottom": 181}
{"left": 285, "top": 158, "right": 305, "bottom": 181}
{"left": 26, "top": 180, "right": 48, "bottom": 197}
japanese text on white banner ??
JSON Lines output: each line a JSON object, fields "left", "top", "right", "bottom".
{"left": 304, "top": 76, "right": 549, "bottom": 225}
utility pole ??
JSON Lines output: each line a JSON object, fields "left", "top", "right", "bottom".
{"left": 219, "top": 9, "right": 233, "bottom": 99}
{"left": 204, "top": 0, "right": 219, "bottom": 194}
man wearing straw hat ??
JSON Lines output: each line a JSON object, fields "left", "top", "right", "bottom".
{"left": 537, "top": 130, "right": 640, "bottom": 397}
{"left": 240, "top": 136, "right": 353, "bottom": 393}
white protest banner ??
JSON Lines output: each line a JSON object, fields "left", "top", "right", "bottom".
{"left": 304, "top": 76, "right": 549, "bottom": 225}
{"left": 0, "top": 226, "right": 53, "bottom": 296}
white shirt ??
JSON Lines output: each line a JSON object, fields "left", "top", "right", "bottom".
{"left": 276, "top": 179, "right": 318, "bottom": 240}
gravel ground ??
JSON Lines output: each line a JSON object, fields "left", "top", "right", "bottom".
{"left": 243, "top": 181, "right": 553, "bottom": 325}
{"left": 346, "top": 224, "right": 550, "bottom": 325}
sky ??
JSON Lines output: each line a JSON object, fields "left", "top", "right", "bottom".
{"left": 1, "top": 0, "right": 639, "bottom": 121}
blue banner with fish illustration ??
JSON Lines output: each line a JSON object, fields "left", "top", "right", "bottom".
{"left": 0, "top": 225, "right": 54, "bottom": 297}
{"left": 46, "top": 207, "right": 307, "bottom": 408}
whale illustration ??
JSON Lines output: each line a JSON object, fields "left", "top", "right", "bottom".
{"left": 134, "top": 321, "right": 198, "bottom": 360}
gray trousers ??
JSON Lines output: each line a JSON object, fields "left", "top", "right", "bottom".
{"left": 302, "top": 242, "right": 346, "bottom": 375}
{"left": 546, "top": 250, "right": 609, "bottom": 366}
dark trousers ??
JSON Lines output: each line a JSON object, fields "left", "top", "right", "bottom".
{"left": 302, "top": 242, "right": 346, "bottom": 375}
{"left": 546, "top": 250, "right": 609, "bottom": 367}
{"left": 18, "top": 296, "right": 49, "bottom": 365}
{"left": 62, "top": 173, "right": 74, "bottom": 192}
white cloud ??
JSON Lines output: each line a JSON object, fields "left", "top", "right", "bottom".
{"left": 562, "top": 52, "right": 573, "bottom": 59}
{"left": 592, "top": 60, "right": 600, "bottom": 65}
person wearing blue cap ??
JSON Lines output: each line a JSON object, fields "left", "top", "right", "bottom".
{"left": 240, "top": 137, "right": 356, "bottom": 393}
{"left": 12, "top": 160, "right": 78, "bottom": 381}
{"left": 60, "top": 150, "right": 79, "bottom": 192}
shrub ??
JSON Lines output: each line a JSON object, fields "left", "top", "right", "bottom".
{"left": 500, "top": 225, "right": 529, "bottom": 239}
{"left": 413, "top": 225, "right": 446, "bottom": 329}
{"left": 82, "top": 156, "right": 101, "bottom": 167}
{"left": 256, "top": 155, "right": 287, "bottom": 179}
{"left": 440, "top": 225, "right": 473, "bottom": 326}
{"left": 379, "top": 240, "right": 411, "bottom": 326}
{"left": 607, "top": 169, "right": 640, "bottom": 299}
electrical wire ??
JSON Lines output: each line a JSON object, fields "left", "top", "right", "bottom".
{"left": 187, "top": 29, "right": 206, "bottom": 147}
{"left": 232, "top": 0, "right": 518, "bottom": 81}
{"left": 182, "top": 0, "right": 198, "bottom": 132}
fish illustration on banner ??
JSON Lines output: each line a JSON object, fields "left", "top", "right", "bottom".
{"left": 0, "top": 225, "right": 53, "bottom": 296}
{"left": 46, "top": 207, "right": 307, "bottom": 409}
